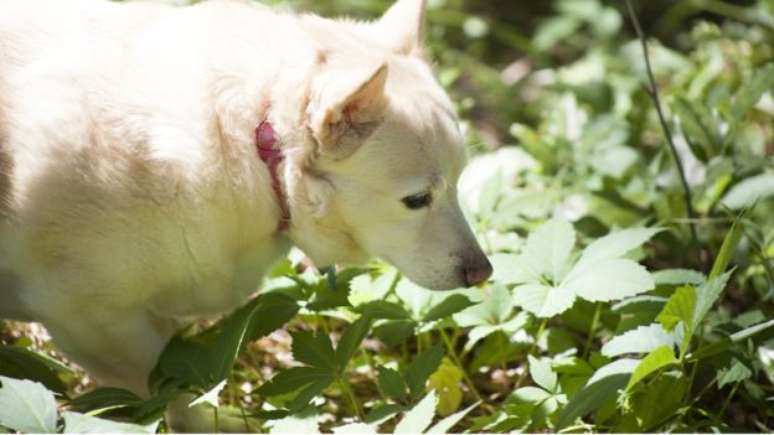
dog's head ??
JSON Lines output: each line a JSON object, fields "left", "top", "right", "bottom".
{"left": 283, "top": 0, "right": 492, "bottom": 290}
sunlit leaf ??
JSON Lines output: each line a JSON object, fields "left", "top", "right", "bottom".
{"left": 602, "top": 323, "right": 676, "bottom": 357}
{"left": 394, "top": 393, "right": 438, "bottom": 434}
{"left": 626, "top": 346, "right": 678, "bottom": 391}
{"left": 0, "top": 376, "right": 58, "bottom": 434}
{"left": 512, "top": 284, "right": 576, "bottom": 318}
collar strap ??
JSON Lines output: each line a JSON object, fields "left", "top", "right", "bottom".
{"left": 256, "top": 118, "right": 290, "bottom": 232}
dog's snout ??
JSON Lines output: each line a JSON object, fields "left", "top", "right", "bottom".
{"left": 462, "top": 255, "right": 493, "bottom": 287}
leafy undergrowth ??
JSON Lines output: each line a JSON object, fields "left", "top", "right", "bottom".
{"left": 2, "top": 0, "right": 774, "bottom": 433}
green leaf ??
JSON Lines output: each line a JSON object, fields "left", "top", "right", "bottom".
{"left": 489, "top": 254, "right": 534, "bottom": 285}
{"left": 721, "top": 173, "right": 774, "bottom": 210}
{"left": 335, "top": 315, "right": 373, "bottom": 369}
{"left": 364, "top": 404, "right": 405, "bottom": 423}
{"left": 257, "top": 367, "right": 332, "bottom": 396}
{"left": 154, "top": 293, "right": 298, "bottom": 390}
{"left": 0, "top": 346, "right": 69, "bottom": 395}
{"left": 373, "top": 320, "right": 417, "bottom": 347}
{"left": 673, "top": 96, "right": 719, "bottom": 160}
{"left": 527, "top": 356, "right": 558, "bottom": 393}
{"left": 731, "top": 63, "right": 774, "bottom": 120}
{"left": 287, "top": 378, "right": 334, "bottom": 413}
{"left": 292, "top": 331, "right": 336, "bottom": 371}
{"left": 0, "top": 376, "right": 58, "bottom": 433}
{"left": 427, "top": 358, "right": 463, "bottom": 416}
{"left": 422, "top": 295, "right": 477, "bottom": 323}
{"left": 520, "top": 218, "right": 576, "bottom": 282}
{"left": 355, "top": 301, "right": 411, "bottom": 320}
{"left": 716, "top": 359, "right": 752, "bottom": 389}
{"left": 602, "top": 323, "right": 676, "bottom": 357}
{"left": 692, "top": 271, "right": 732, "bottom": 329}
{"left": 405, "top": 345, "right": 444, "bottom": 401}
{"left": 62, "top": 412, "right": 158, "bottom": 434}
{"left": 689, "top": 319, "right": 774, "bottom": 361}
{"left": 626, "top": 346, "right": 678, "bottom": 391}
{"left": 563, "top": 258, "right": 654, "bottom": 302}
{"left": 453, "top": 285, "right": 513, "bottom": 326}
{"left": 513, "top": 284, "right": 576, "bottom": 318}
{"left": 709, "top": 217, "right": 744, "bottom": 279}
{"left": 556, "top": 359, "right": 637, "bottom": 429}
{"left": 68, "top": 387, "right": 144, "bottom": 415}
{"left": 394, "top": 392, "right": 437, "bottom": 434}
{"left": 575, "top": 228, "right": 661, "bottom": 270}
{"left": 657, "top": 286, "right": 696, "bottom": 332}
{"left": 377, "top": 367, "right": 408, "bottom": 402}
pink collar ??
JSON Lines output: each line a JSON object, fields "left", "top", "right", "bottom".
{"left": 256, "top": 118, "right": 290, "bottom": 232}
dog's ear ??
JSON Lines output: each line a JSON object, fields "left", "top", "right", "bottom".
{"left": 377, "top": 0, "right": 427, "bottom": 56}
{"left": 309, "top": 63, "right": 389, "bottom": 160}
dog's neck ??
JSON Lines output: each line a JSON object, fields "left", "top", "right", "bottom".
{"left": 255, "top": 117, "right": 290, "bottom": 232}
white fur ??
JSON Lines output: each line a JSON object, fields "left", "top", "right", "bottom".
{"left": 0, "top": 0, "right": 490, "bottom": 429}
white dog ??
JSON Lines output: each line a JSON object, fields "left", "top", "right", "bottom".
{"left": 0, "top": 0, "right": 492, "bottom": 429}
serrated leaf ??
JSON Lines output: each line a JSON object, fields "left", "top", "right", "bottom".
{"left": 626, "top": 346, "right": 678, "bottom": 391}
{"left": 63, "top": 412, "right": 158, "bottom": 434}
{"left": 288, "top": 378, "right": 334, "bottom": 413}
{"left": 692, "top": 271, "right": 732, "bottom": 330}
{"left": 405, "top": 345, "right": 444, "bottom": 400}
{"left": 292, "top": 331, "right": 336, "bottom": 371}
{"left": 527, "top": 356, "right": 558, "bottom": 393}
{"left": 512, "top": 284, "right": 576, "bottom": 318}
{"left": 364, "top": 404, "right": 406, "bottom": 423}
{"left": 521, "top": 218, "right": 576, "bottom": 282}
{"left": 394, "top": 392, "right": 438, "bottom": 434}
{"left": 257, "top": 367, "right": 332, "bottom": 396}
{"left": 602, "top": 323, "right": 676, "bottom": 357}
{"left": 657, "top": 286, "right": 696, "bottom": 332}
{"left": 377, "top": 367, "right": 408, "bottom": 402}
{"left": 374, "top": 320, "right": 417, "bottom": 347}
{"left": 335, "top": 315, "right": 372, "bottom": 369}
{"left": 423, "top": 295, "right": 477, "bottom": 323}
{"left": 453, "top": 285, "right": 513, "bottom": 326}
{"left": 0, "top": 376, "right": 58, "bottom": 433}
{"left": 564, "top": 258, "right": 654, "bottom": 302}
{"left": 355, "top": 301, "right": 411, "bottom": 320}
{"left": 575, "top": 228, "right": 661, "bottom": 270}
{"left": 489, "top": 253, "right": 534, "bottom": 285}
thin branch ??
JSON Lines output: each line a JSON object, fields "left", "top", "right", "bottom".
{"left": 625, "top": 0, "right": 699, "bottom": 247}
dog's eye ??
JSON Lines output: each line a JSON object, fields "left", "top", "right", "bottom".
{"left": 402, "top": 192, "right": 433, "bottom": 210}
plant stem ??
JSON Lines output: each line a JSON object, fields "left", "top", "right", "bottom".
{"left": 439, "top": 329, "right": 485, "bottom": 404}
{"left": 716, "top": 381, "right": 740, "bottom": 419}
{"left": 583, "top": 303, "right": 602, "bottom": 359}
{"left": 624, "top": 0, "right": 699, "bottom": 249}
{"left": 339, "top": 378, "right": 364, "bottom": 421}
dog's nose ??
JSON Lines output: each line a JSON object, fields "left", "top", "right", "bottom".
{"left": 463, "top": 256, "right": 493, "bottom": 287}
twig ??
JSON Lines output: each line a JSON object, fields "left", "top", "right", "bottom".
{"left": 625, "top": 0, "right": 699, "bottom": 248}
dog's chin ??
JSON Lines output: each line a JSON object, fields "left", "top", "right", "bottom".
{"left": 395, "top": 270, "right": 466, "bottom": 291}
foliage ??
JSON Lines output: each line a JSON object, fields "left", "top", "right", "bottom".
{"left": 2, "top": 0, "right": 774, "bottom": 433}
